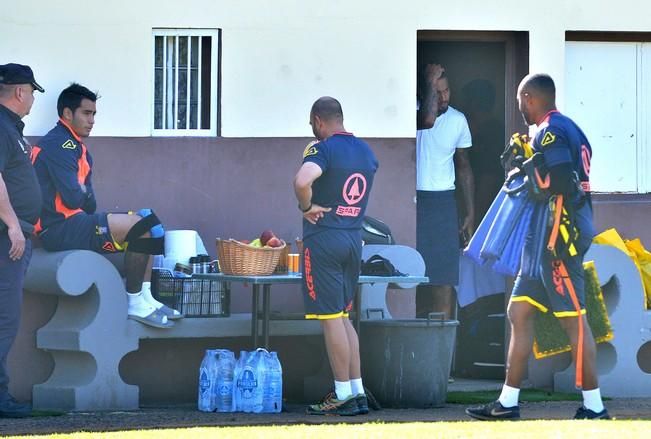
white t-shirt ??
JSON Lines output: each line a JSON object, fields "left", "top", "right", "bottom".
{"left": 416, "top": 105, "right": 472, "bottom": 191}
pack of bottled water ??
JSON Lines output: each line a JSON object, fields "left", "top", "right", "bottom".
{"left": 197, "top": 347, "right": 282, "bottom": 413}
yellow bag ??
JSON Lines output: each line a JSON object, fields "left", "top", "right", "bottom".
{"left": 624, "top": 238, "right": 651, "bottom": 310}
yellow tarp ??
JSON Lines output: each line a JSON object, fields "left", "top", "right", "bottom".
{"left": 593, "top": 228, "right": 651, "bottom": 309}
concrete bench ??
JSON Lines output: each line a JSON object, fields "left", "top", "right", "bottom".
{"left": 553, "top": 243, "right": 651, "bottom": 396}
{"left": 359, "top": 244, "right": 426, "bottom": 319}
{"left": 23, "top": 249, "right": 322, "bottom": 411}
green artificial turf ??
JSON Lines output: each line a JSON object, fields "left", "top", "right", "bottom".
{"left": 446, "top": 388, "right": 585, "bottom": 404}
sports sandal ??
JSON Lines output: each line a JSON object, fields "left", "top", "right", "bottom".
{"left": 158, "top": 304, "right": 184, "bottom": 320}
{"left": 128, "top": 309, "right": 175, "bottom": 329}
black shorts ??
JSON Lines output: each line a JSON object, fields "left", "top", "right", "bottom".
{"left": 511, "top": 250, "right": 586, "bottom": 318}
{"left": 39, "top": 212, "right": 121, "bottom": 254}
{"left": 302, "top": 229, "right": 362, "bottom": 320}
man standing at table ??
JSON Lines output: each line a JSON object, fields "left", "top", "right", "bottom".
{"left": 294, "top": 96, "right": 378, "bottom": 416}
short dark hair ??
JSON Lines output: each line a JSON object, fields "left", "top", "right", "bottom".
{"left": 57, "top": 83, "right": 98, "bottom": 117}
{"left": 311, "top": 96, "right": 343, "bottom": 122}
{"left": 522, "top": 74, "right": 555, "bottom": 103}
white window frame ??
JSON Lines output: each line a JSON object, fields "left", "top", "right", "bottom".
{"left": 152, "top": 29, "right": 219, "bottom": 137}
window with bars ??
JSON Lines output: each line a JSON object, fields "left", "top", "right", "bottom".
{"left": 153, "top": 29, "right": 219, "bottom": 136}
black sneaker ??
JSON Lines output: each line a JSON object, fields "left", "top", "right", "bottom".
{"left": 465, "top": 400, "right": 520, "bottom": 421}
{"left": 355, "top": 394, "right": 369, "bottom": 415}
{"left": 0, "top": 395, "right": 31, "bottom": 418}
{"left": 574, "top": 406, "right": 611, "bottom": 420}
{"left": 306, "top": 392, "right": 358, "bottom": 416}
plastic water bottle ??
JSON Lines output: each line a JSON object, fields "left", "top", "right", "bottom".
{"left": 214, "top": 350, "right": 236, "bottom": 412}
{"left": 198, "top": 349, "right": 216, "bottom": 412}
{"left": 251, "top": 350, "right": 267, "bottom": 413}
{"left": 263, "top": 352, "right": 283, "bottom": 413}
{"left": 240, "top": 353, "right": 260, "bottom": 413}
{"left": 233, "top": 349, "right": 267, "bottom": 413}
{"left": 232, "top": 350, "right": 248, "bottom": 412}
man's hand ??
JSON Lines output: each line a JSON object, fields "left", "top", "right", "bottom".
{"left": 7, "top": 225, "right": 25, "bottom": 261}
{"left": 302, "top": 203, "right": 331, "bottom": 225}
{"left": 460, "top": 214, "right": 475, "bottom": 246}
{"left": 424, "top": 64, "right": 445, "bottom": 86}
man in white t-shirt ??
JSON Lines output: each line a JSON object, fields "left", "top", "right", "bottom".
{"left": 415, "top": 64, "right": 475, "bottom": 320}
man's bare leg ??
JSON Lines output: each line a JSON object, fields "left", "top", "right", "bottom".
{"left": 107, "top": 213, "right": 172, "bottom": 326}
{"left": 107, "top": 213, "right": 148, "bottom": 293}
{"left": 504, "top": 301, "right": 537, "bottom": 389}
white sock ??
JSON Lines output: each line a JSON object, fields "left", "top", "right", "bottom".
{"left": 351, "top": 378, "right": 365, "bottom": 396}
{"left": 582, "top": 388, "right": 605, "bottom": 413}
{"left": 498, "top": 384, "right": 520, "bottom": 408}
{"left": 334, "top": 380, "right": 352, "bottom": 400}
{"left": 140, "top": 282, "right": 163, "bottom": 308}
{"left": 140, "top": 282, "right": 180, "bottom": 316}
{"left": 127, "top": 292, "right": 158, "bottom": 318}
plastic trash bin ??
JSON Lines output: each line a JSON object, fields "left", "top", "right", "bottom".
{"left": 360, "top": 312, "right": 459, "bottom": 408}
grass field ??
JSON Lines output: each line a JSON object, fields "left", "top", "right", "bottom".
{"left": 6, "top": 421, "right": 651, "bottom": 439}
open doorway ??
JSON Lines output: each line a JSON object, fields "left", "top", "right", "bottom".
{"left": 417, "top": 31, "right": 529, "bottom": 380}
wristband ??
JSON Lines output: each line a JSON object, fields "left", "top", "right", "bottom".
{"left": 299, "top": 202, "right": 312, "bottom": 213}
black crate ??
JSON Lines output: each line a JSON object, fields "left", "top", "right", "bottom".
{"left": 151, "top": 269, "right": 230, "bottom": 318}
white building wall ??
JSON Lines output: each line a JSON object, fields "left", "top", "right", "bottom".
{"left": 2, "top": 0, "right": 651, "bottom": 137}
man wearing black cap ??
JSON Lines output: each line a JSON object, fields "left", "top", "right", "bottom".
{"left": 0, "top": 63, "right": 44, "bottom": 418}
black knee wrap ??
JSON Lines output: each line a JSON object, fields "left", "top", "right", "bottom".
{"left": 125, "top": 211, "right": 165, "bottom": 255}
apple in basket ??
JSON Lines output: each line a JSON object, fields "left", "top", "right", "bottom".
{"left": 260, "top": 229, "right": 276, "bottom": 246}
{"left": 266, "top": 236, "right": 284, "bottom": 248}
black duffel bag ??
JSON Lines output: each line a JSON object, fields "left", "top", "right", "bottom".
{"left": 361, "top": 216, "right": 394, "bottom": 245}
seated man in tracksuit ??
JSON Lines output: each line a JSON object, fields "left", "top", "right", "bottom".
{"left": 32, "top": 83, "right": 181, "bottom": 328}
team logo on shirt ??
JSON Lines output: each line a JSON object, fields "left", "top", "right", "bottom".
{"left": 102, "top": 241, "right": 117, "bottom": 252}
{"left": 336, "top": 173, "right": 367, "bottom": 217}
{"left": 541, "top": 132, "right": 556, "bottom": 146}
{"left": 303, "top": 140, "right": 319, "bottom": 158}
{"left": 62, "top": 140, "right": 77, "bottom": 149}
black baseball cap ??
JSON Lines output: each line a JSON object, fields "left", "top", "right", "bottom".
{"left": 0, "top": 63, "right": 44, "bottom": 93}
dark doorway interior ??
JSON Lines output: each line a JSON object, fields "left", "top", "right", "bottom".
{"left": 417, "top": 31, "right": 529, "bottom": 380}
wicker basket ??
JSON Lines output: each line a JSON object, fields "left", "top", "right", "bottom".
{"left": 216, "top": 238, "right": 285, "bottom": 276}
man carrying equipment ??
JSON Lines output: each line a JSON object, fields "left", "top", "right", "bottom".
{"left": 466, "top": 74, "right": 609, "bottom": 421}
{"left": 32, "top": 83, "right": 181, "bottom": 328}
{"left": 294, "top": 97, "right": 378, "bottom": 416}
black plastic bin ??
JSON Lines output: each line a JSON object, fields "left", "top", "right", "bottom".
{"left": 151, "top": 268, "right": 230, "bottom": 318}
{"left": 360, "top": 312, "right": 459, "bottom": 408}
